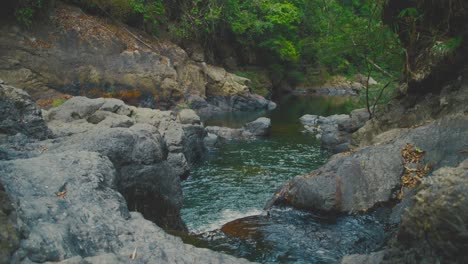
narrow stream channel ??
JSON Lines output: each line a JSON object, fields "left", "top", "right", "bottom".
{"left": 180, "top": 95, "right": 389, "bottom": 263}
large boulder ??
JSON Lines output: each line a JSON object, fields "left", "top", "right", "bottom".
{"left": 382, "top": 159, "right": 468, "bottom": 264}
{"left": 0, "top": 82, "right": 48, "bottom": 139}
{"left": 0, "top": 152, "right": 250, "bottom": 263}
{"left": 42, "top": 97, "right": 207, "bottom": 230}
{"left": 268, "top": 114, "right": 468, "bottom": 213}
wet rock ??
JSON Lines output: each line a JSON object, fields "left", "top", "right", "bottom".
{"left": 0, "top": 152, "right": 250, "bottom": 263}
{"left": 300, "top": 109, "right": 369, "bottom": 153}
{"left": 244, "top": 117, "right": 271, "bottom": 137}
{"left": 206, "top": 117, "right": 271, "bottom": 141}
{"left": 205, "top": 126, "right": 243, "bottom": 141}
{"left": 203, "top": 133, "right": 219, "bottom": 148}
{"left": 0, "top": 83, "right": 48, "bottom": 139}
{"left": 269, "top": 114, "right": 468, "bottom": 213}
{"left": 205, "top": 94, "right": 274, "bottom": 113}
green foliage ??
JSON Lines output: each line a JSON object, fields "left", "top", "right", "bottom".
{"left": 78, "top": 0, "right": 164, "bottom": 30}
{"left": 14, "top": 0, "right": 45, "bottom": 27}
{"left": 52, "top": 98, "right": 67, "bottom": 107}
{"left": 432, "top": 36, "right": 463, "bottom": 56}
{"left": 234, "top": 69, "right": 271, "bottom": 97}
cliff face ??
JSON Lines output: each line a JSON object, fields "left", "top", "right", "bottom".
{"left": 383, "top": 0, "right": 468, "bottom": 95}
{"left": 0, "top": 3, "right": 273, "bottom": 113}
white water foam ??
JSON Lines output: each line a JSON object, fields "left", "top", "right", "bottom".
{"left": 193, "top": 208, "right": 266, "bottom": 234}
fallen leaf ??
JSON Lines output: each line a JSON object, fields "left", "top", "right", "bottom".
{"left": 56, "top": 191, "right": 67, "bottom": 198}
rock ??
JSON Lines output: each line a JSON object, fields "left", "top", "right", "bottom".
{"left": 186, "top": 95, "right": 209, "bottom": 110}
{"left": 341, "top": 251, "right": 385, "bottom": 264}
{"left": 382, "top": 159, "right": 468, "bottom": 264}
{"left": 0, "top": 83, "right": 48, "bottom": 139}
{"left": 206, "top": 94, "right": 272, "bottom": 113}
{"left": 267, "top": 101, "right": 277, "bottom": 110}
{"left": 301, "top": 115, "right": 351, "bottom": 153}
{"left": 0, "top": 182, "right": 19, "bottom": 264}
{"left": 206, "top": 126, "right": 244, "bottom": 141}
{"left": 269, "top": 114, "right": 468, "bottom": 213}
{"left": 355, "top": 74, "right": 378, "bottom": 86}
{"left": 300, "top": 110, "right": 369, "bottom": 153}
{"left": 0, "top": 152, "right": 250, "bottom": 263}
{"left": 99, "top": 98, "right": 134, "bottom": 116}
{"left": 203, "top": 133, "right": 219, "bottom": 148}
{"left": 0, "top": 4, "right": 268, "bottom": 114}
{"left": 8, "top": 87, "right": 206, "bottom": 231}
{"left": 244, "top": 117, "right": 271, "bottom": 137}
{"left": 203, "top": 64, "right": 250, "bottom": 96}
{"left": 48, "top": 97, "right": 105, "bottom": 122}
{"left": 178, "top": 109, "right": 201, "bottom": 125}
{"left": 87, "top": 111, "right": 134, "bottom": 128}
{"left": 206, "top": 117, "right": 271, "bottom": 140}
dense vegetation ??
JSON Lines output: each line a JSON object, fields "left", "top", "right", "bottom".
{"left": 10, "top": 1, "right": 403, "bottom": 83}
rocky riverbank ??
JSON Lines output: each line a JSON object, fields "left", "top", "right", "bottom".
{"left": 0, "top": 3, "right": 274, "bottom": 114}
{"left": 0, "top": 82, "right": 252, "bottom": 263}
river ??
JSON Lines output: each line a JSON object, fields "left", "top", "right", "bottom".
{"left": 180, "top": 95, "right": 389, "bottom": 263}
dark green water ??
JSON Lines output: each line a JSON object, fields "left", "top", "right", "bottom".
{"left": 181, "top": 95, "right": 387, "bottom": 263}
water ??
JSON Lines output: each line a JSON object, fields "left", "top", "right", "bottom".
{"left": 180, "top": 95, "right": 389, "bottom": 263}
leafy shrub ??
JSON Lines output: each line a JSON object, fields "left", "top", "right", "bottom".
{"left": 14, "top": 0, "right": 46, "bottom": 27}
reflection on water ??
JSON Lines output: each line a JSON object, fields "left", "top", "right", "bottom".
{"left": 181, "top": 95, "right": 388, "bottom": 263}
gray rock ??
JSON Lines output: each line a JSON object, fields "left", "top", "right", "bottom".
{"left": 48, "top": 97, "right": 105, "bottom": 122}
{"left": 269, "top": 114, "right": 468, "bottom": 213}
{"left": 0, "top": 182, "right": 19, "bottom": 264}
{"left": 206, "top": 126, "right": 243, "bottom": 140}
{"left": 186, "top": 95, "right": 209, "bottom": 110}
{"left": 383, "top": 159, "right": 468, "bottom": 264}
{"left": 178, "top": 109, "right": 201, "bottom": 125}
{"left": 99, "top": 98, "right": 134, "bottom": 116}
{"left": 0, "top": 84, "right": 48, "bottom": 139}
{"left": 206, "top": 117, "right": 271, "bottom": 141}
{"left": 341, "top": 251, "right": 385, "bottom": 264}
{"left": 244, "top": 117, "right": 271, "bottom": 137}
{"left": 0, "top": 152, "right": 250, "bottom": 263}
{"left": 267, "top": 101, "right": 277, "bottom": 110}
{"left": 87, "top": 110, "right": 134, "bottom": 128}
{"left": 204, "top": 133, "right": 219, "bottom": 148}
{"left": 300, "top": 110, "right": 369, "bottom": 153}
